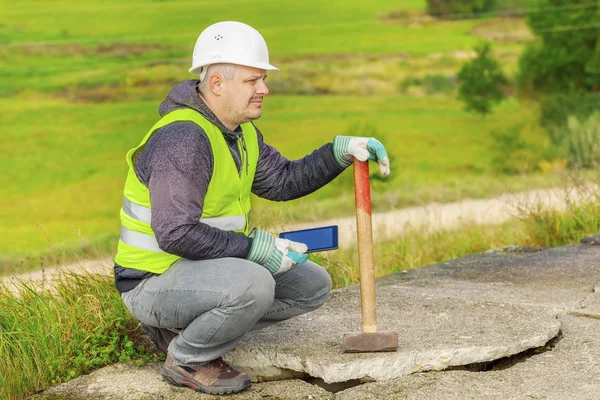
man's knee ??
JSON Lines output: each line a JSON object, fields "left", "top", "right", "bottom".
{"left": 227, "top": 261, "right": 276, "bottom": 311}
{"left": 289, "top": 262, "right": 331, "bottom": 311}
{"left": 308, "top": 266, "right": 332, "bottom": 309}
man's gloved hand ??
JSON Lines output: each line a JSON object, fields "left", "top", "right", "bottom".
{"left": 332, "top": 135, "right": 391, "bottom": 177}
{"left": 246, "top": 228, "right": 309, "bottom": 275}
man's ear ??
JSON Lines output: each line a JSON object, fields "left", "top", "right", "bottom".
{"left": 209, "top": 74, "right": 223, "bottom": 96}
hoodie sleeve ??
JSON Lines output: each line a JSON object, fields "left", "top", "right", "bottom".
{"left": 135, "top": 121, "right": 252, "bottom": 260}
{"left": 251, "top": 126, "right": 346, "bottom": 201}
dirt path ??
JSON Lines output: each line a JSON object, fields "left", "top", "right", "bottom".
{"left": 291, "top": 186, "right": 592, "bottom": 248}
{"left": 2, "top": 186, "right": 593, "bottom": 289}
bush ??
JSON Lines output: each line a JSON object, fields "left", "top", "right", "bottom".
{"left": 517, "top": 0, "right": 599, "bottom": 94}
{"left": 426, "top": 0, "right": 497, "bottom": 18}
{"left": 565, "top": 113, "right": 600, "bottom": 168}
{"left": 489, "top": 123, "right": 546, "bottom": 174}
{"left": 398, "top": 74, "right": 457, "bottom": 95}
{"left": 457, "top": 43, "right": 508, "bottom": 117}
{"left": 494, "top": 0, "right": 538, "bottom": 15}
{"left": 539, "top": 93, "right": 600, "bottom": 163}
{"left": 540, "top": 92, "right": 600, "bottom": 132}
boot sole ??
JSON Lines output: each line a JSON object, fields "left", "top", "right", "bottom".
{"left": 162, "top": 368, "right": 251, "bottom": 395}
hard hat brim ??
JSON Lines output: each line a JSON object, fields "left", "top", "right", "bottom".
{"left": 189, "top": 61, "right": 279, "bottom": 75}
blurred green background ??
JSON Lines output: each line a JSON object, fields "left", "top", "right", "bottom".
{"left": 2, "top": 0, "right": 597, "bottom": 272}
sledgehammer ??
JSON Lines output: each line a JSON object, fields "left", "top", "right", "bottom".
{"left": 342, "top": 159, "right": 398, "bottom": 353}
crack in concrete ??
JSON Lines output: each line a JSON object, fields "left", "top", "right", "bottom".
{"left": 447, "top": 330, "right": 562, "bottom": 373}
{"left": 303, "top": 377, "right": 364, "bottom": 393}
{"left": 294, "top": 330, "right": 565, "bottom": 394}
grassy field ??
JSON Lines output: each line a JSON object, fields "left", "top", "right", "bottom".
{"left": 0, "top": 0, "right": 547, "bottom": 271}
{"left": 0, "top": 0, "right": 530, "bottom": 96}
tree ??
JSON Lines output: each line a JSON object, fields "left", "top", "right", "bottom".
{"left": 457, "top": 43, "right": 508, "bottom": 117}
{"left": 518, "top": 0, "right": 599, "bottom": 94}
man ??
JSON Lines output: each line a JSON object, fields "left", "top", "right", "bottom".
{"left": 114, "top": 21, "right": 390, "bottom": 395}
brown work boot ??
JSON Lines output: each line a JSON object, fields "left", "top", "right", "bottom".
{"left": 162, "top": 354, "right": 251, "bottom": 395}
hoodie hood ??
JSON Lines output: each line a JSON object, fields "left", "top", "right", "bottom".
{"left": 158, "top": 80, "right": 241, "bottom": 140}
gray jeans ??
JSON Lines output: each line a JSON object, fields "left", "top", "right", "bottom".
{"left": 121, "top": 257, "right": 331, "bottom": 366}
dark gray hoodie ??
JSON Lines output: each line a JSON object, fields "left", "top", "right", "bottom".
{"left": 114, "top": 80, "right": 345, "bottom": 292}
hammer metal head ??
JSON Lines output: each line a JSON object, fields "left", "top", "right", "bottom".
{"left": 342, "top": 330, "right": 399, "bottom": 353}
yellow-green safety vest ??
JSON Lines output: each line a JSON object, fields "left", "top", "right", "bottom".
{"left": 114, "top": 108, "right": 258, "bottom": 274}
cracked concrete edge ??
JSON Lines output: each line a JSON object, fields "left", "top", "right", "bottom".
{"left": 230, "top": 318, "right": 561, "bottom": 384}
{"left": 31, "top": 363, "right": 336, "bottom": 400}
{"left": 32, "top": 322, "right": 564, "bottom": 400}
{"left": 336, "top": 314, "right": 600, "bottom": 400}
{"left": 410, "top": 329, "right": 560, "bottom": 374}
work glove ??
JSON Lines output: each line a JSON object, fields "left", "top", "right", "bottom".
{"left": 332, "top": 136, "right": 391, "bottom": 177}
{"left": 246, "top": 228, "right": 309, "bottom": 275}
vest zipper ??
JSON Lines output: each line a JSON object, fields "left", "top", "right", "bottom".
{"left": 238, "top": 135, "right": 249, "bottom": 176}
{"left": 237, "top": 135, "right": 249, "bottom": 232}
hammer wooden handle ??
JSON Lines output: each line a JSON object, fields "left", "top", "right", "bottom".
{"left": 353, "top": 158, "right": 377, "bottom": 333}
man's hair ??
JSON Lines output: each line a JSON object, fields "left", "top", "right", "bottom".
{"left": 198, "top": 63, "right": 239, "bottom": 93}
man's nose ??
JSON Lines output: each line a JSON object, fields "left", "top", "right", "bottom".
{"left": 256, "top": 81, "right": 269, "bottom": 96}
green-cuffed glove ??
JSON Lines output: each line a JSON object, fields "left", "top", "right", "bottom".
{"left": 332, "top": 135, "right": 391, "bottom": 176}
{"left": 247, "top": 228, "right": 309, "bottom": 275}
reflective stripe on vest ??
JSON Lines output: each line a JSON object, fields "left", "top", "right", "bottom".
{"left": 120, "top": 214, "right": 246, "bottom": 253}
{"left": 120, "top": 226, "right": 163, "bottom": 253}
{"left": 122, "top": 197, "right": 152, "bottom": 223}
{"left": 122, "top": 197, "right": 245, "bottom": 229}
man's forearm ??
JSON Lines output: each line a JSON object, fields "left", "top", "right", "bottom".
{"left": 155, "top": 222, "right": 252, "bottom": 260}
{"left": 252, "top": 142, "right": 345, "bottom": 201}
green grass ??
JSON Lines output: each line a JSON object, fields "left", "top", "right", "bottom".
{"left": 0, "top": 1, "right": 451, "bottom": 54}
{"left": 0, "top": 270, "right": 161, "bottom": 400}
{"left": 2, "top": 192, "right": 599, "bottom": 400}
{"left": 0, "top": 0, "right": 529, "bottom": 96}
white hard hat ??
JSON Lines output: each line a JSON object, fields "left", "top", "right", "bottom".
{"left": 189, "top": 21, "right": 278, "bottom": 79}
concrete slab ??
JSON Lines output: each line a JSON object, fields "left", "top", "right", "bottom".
{"left": 336, "top": 315, "right": 600, "bottom": 400}
{"left": 35, "top": 363, "right": 333, "bottom": 400}
{"left": 225, "top": 284, "right": 559, "bottom": 383}
{"left": 400, "top": 242, "right": 600, "bottom": 284}
{"left": 377, "top": 243, "right": 600, "bottom": 310}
